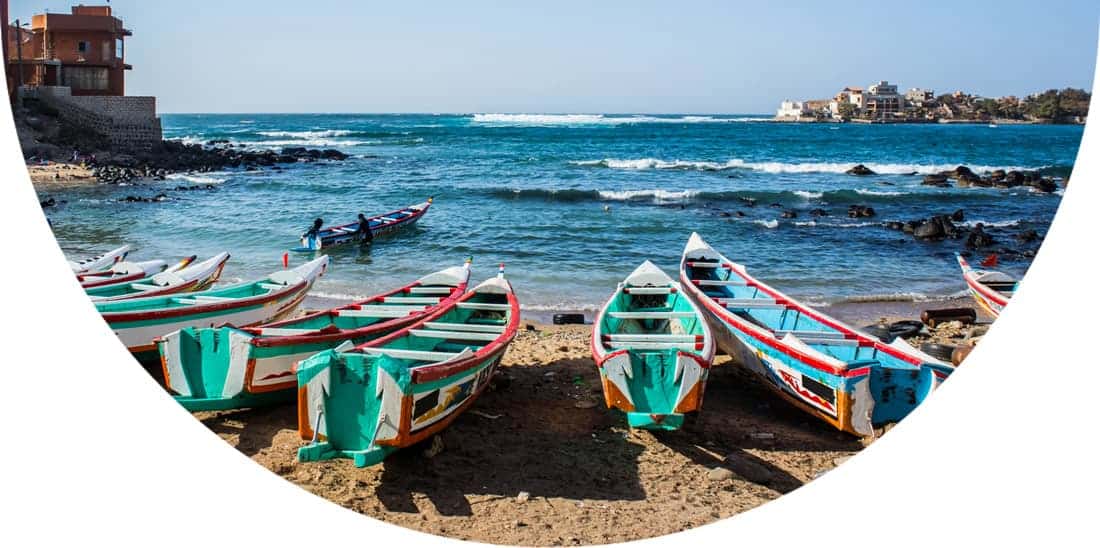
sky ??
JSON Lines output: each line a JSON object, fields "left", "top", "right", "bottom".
{"left": 9, "top": 0, "right": 1099, "bottom": 113}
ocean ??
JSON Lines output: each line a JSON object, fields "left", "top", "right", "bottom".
{"left": 39, "top": 113, "right": 1080, "bottom": 314}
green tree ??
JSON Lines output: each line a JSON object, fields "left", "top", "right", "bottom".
{"left": 837, "top": 102, "right": 857, "bottom": 120}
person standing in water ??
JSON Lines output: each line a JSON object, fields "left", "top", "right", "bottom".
{"left": 302, "top": 218, "right": 324, "bottom": 250}
{"left": 355, "top": 213, "right": 374, "bottom": 246}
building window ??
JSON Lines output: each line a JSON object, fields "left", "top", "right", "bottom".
{"left": 63, "top": 66, "right": 109, "bottom": 91}
{"left": 115, "top": 39, "right": 123, "bottom": 59}
{"left": 78, "top": 41, "right": 89, "bottom": 54}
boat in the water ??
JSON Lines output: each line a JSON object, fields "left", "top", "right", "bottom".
{"left": 956, "top": 253, "right": 1013, "bottom": 317}
{"left": 78, "top": 256, "right": 194, "bottom": 289}
{"left": 160, "top": 261, "right": 472, "bottom": 412}
{"left": 293, "top": 198, "right": 433, "bottom": 252}
{"left": 680, "top": 233, "right": 954, "bottom": 436}
{"left": 86, "top": 252, "right": 230, "bottom": 302}
{"left": 69, "top": 245, "right": 131, "bottom": 273}
{"left": 97, "top": 256, "right": 328, "bottom": 363}
{"left": 591, "top": 261, "right": 715, "bottom": 430}
{"left": 296, "top": 265, "right": 518, "bottom": 468}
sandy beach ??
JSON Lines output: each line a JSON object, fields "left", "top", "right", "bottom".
{"left": 188, "top": 299, "right": 989, "bottom": 545}
{"left": 25, "top": 162, "right": 95, "bottom": 184}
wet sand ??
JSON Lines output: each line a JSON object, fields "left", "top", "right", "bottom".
{"left": 191, "top": 298, "right": 986, "bottom": 545}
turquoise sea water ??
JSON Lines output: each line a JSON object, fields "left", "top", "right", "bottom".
{"left": 39, "top": 114, "right": 1080, "bottom": 312}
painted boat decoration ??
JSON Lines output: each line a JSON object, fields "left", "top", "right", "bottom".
{"left": 956, "top": 253, "right": 1013, "bottom": 317}
{"left": 87, "top": 252, "right": 230, "bottom": 302}
{"left": 591, "top": 261, "right": 715, "bottom": 430}
{"left": 296, "top": 265, "right": 519, "bottom": 468}
{"left": 294, "top": 198, "right": 433, "bottom": 252}
{"left": 680, "top": 233, "right": 954, "bottom": 436}
{"left": 97, "top": 256, "right": 328, "bottom": 363}
{"left": 78, "top": 256, "right": 195, "bottom": 289}
{"left": 69, "top": 244, "right": 131, "bottom": 273}
{"left": 160, "top": 261, "right": 472, "bottom": 412}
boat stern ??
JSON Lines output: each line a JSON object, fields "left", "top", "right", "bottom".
{"left": 160, "top": 325, "right": 269, "bottom": 412}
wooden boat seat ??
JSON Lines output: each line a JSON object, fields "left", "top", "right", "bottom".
{"left": 409, "top": 287, "right": 454, "bottom": 295}
{"left": 685, "top": 261, "right": 723, "bottom": 268}
{"left": 423, "top": 321, "right": 504, "bottom": 333}
{"left": 131, "top": 283, "right": 162, "bottom": 291}
{"left": 379, "top": 216, "right": 398, "bottom": 223}
{"left": 330, "top": 227, "right": 352, "bottom": 234}
{"left": 383, "top": 296, "right": 441, "bottom": 305}
{"left": 719, "top": 298, "right": 783, "bottom": 309}
{"left": 984, "top": 281, "right": 1017, "bottom": 291}
{"left": 337, "top": 306, "right": 423, "bottom": 318}
{"left": 604, "top": 334, "right": 698, "bottom": 343}
{"left": 193, "top": 296, "right": 234, "bottom": 302}
{"left": 358, "top": 347, "right": 458, "bottom": 363}
{"left": 606, "top": 341, "right": 698, "bottom": 351}
{"left": 410, "top": 329, "right": 499, "bottom": 342}
{"left": 608, "top": 311, "right": 695, "bottom": 320}
{"left": 468, "top": 317, "right": 506, "bottom": 326}
{"left": 624, "top": 287, "right": 674, "bottom": 295}
{"left": 259, "top": 327, "right": 321, "bottom": 336}
{"left": 457, "top": 302, "right": 510, "bottom": 311}
{"left": 259, "top": 283, "right": 286, "bottom": 291}
{"left": 694, "top": 279, "right": 748, "bottom": 286}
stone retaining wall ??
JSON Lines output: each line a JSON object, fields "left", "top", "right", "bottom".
{"left": 21, "top": 85, "right": 162, "bottom": 151}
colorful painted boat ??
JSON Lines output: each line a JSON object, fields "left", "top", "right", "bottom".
{"left": 159, "top": 261, "right": 472, "bottom": 412}
{"left": 69, "top": 244, "right": 131, "bottom": 273}
{"left": 79, "top": 256, "right": 195, "bottom": 289}
{"left": 97, "top": 256, "right": 328, "bottom": 364}
{"left": 956, "top": 254, "right": 1013, "bottom": 317}
{"left": 296, "top": 265, "right": 519, "bottom": 468}
{"left": 294, "top": 198, "right": 433, "bottom": 252}
{"left": 591, "top": 261, "right": 715, "bottom": 430}
{"left": 680, "top": 233, "right": 954, "bottom": 436}
{"left": 87, "top": 252, "right": 230, "bottom": 302}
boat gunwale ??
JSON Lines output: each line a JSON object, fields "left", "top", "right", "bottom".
{"left": 590, "top": 277, "right": 715, "bottom": 366}
{"left": 956, "top": 254, "right": 1011, "bottom": 307}
{"left": 90, "top": 254, "right": 230, "bottom": 303}
{"left": 320, "top": 200, "right": 431, "bottom": 238}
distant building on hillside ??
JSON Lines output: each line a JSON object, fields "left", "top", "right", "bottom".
{"left": 906, "top": 88, "right": 934, "bottom": 107}
{"left": 864, "top": 80, "right": 905, "bottom": 118}
{"left": 776, "top": 100, "right": 810, "bottom": 119}
{"left": 6, "top": 4, "right": 132, "bottom": 96}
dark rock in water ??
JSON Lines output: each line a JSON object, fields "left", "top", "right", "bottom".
{"left": 718, "top": 211, "right": 732, "bottom": 218}
{"left": 809, "top": 208, "right": 830, "bottom": 217}
{"left": 769, "top": 203, "right": 783, "bottom": 208}
{"left": 206, "top": 139, "right": 230, "bottom": 145}
{"left": 965, "top": 223, "right": 996, "bottom": 248}
{"left": 735, "top": 211, "right": 746, "bottom": 217}
{"left": 990, "top": 169, "right": 1006, "bottom": 182}
{"left": 951, "top": 209, "right": 965, "bottom": 222}
{"left": 846, "top": 164, "right": 875, "bottom": 176}
{"left": 902, "top": 220, "right": 920, "bottom": 234}
{"left": 922, "top": 174, "right": 950, "bottom": 187}
{"left": 884, "top": 221, "right": 905, "bottom": 231}
{"left": 848, "top": 205, "right": 876, "bottom": 218}
{"left": 1015, "top": 229, "right": 1040, "bottom": 243}
{"left": 951, "top": 165, "right": 976, "bottom": 179}
{"left": 780, "top": 210, "right": 798, "bottom": 219}
{"left": 321, "top": 149, "right": 349, "bottom": 161}
{"left": 955, "top": 171, "right": 983, "bottom": 187}
{"left": 1029, "top": 177, "right": 1058, "bottom": 193}
{"left": 913, "top": 220, "right": 945, "bottom": 240}
{"left": 40, "top": 197, "right": 57, "bottom": 208}
{"left": 1004, "top": 171, "right": 1024, "bottom": 186}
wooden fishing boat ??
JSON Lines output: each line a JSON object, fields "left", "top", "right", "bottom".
{"left": 87, "top": 252, "right": 230, "bottom": 302}
{"left": 69, "top": 244, "right": 131, "bottom": 273}
{"left": 956, "top": 253, "right": 1013, "bottom": 318}
{"left": 160, "top": 261, "right": 472, "bottom": 412}
{"left": 591, "top": 261, "right": 715, "bottom": 430}
{"left": 680, "top": 233, "right": 954, "bottom": 437}
{"left": 97, "top": 256, "right": 328, "bottom": 364}
{"left": 294, "top": 198, "right": 433, "bottom": 252}
{"left": 296, "top": 265, "right": 519, "bottom": 468}
{"left": 79, "top": 256, "right": 195, "bottom": 289}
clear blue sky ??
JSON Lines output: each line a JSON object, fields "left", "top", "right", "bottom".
{"left": 9, "top": 0, "right": 1099, "bottom": 113}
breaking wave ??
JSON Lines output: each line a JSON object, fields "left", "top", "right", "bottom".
{"left": 481, "top": 186, "right": 983, "bottom": 206}
{"left": 165, "top": 173, "right": 229, "bottom": 184}
{"left": 572, "top": 157, "right": 1037, "bottom": 175}
{"left": 471, "top": 114, "right": 769, "bottom": 126}
{"left": 256, "top": 130, "right": 355, "bottom": 139}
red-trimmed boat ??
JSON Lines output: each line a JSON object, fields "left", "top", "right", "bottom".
{"left": 680, "top": 233, "right": 954, "bottom": 436}
{"left": 956, "top": 253, "right": 1013, "bottom": 318}
{"left": 295, "top": 198, "right": 433, "bottom": 252}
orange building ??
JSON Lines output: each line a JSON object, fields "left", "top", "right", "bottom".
{"left": 7, "top": 4, "right": 131, "bottom": 96}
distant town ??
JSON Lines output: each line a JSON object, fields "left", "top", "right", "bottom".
{"left": 776, "top": 81, "right": 1090, "bottom": 124}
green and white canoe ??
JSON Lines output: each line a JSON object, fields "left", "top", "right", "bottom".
{"left": 86, "top": 252, "right": 230, "bottom": 302}
{"left": 296, "top": 266, "right": 519, "bottom": 468}
{"left": 591, "top": 260, "right": 715, "bottom": 430}
{"left": 159, "top": 262, "right": 472, "bottom": 412}
{"left": 96, "top": 256, "right": 329, "bottom": 364}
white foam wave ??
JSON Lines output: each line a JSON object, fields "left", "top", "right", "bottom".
{"left": 793, "top": 221, "right": 880, "bottom": 228}
{"left": 960, "top": 219, "right": 1022, "bottom": 228}
{"left": 755, "top": 219, "right": 779, "bottom": 229}
{"left": 793, "top": 190, "right": 824, "bottom": 199}
{"left": 472, "top": 114, "right": 768, "bottom": 126}
{"left": 597, "top": 189, "right": 701, "bottom": 202}
{"left": 855, "top": 188, "right": 904, "bottom": 196}
{"left": 249, "top": 139, "right": 368, "bottom": 148}
{"left": 165, "top": 173, "right": 229, "bottom": 185}
{"left": 257, "top": 130, "right": 354, "bottom": 139}
{"left": 573, "top": 157, "right": 1035, "bottom": 175}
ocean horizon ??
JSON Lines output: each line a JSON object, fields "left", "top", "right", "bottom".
{"left": 39, "top": 112, "right": 1078, "bottom": 313}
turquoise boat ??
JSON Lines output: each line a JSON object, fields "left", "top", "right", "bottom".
{"left": 86, "top": 252, "right": 230, "bottom": 302}
{"left": 591, "top": 261, "right": 715, "bottom": 430}
{"left": 679, "top": 233, "right": 954, "bottom": 436}
{"left": 159, "top": 262, "right": 471, "bottom": 412}
{"left": 296, "top": 266, "right": 519, "bottom": 468}
{"left": 97, "top": 256, "right": 328, "bottom": 364}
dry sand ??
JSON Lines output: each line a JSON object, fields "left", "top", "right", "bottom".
{"left": 190, "top": 300, "right": 987, "bottom": 546}
{"left": 25, "top": 162, "right": 96, "bottom": 184}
